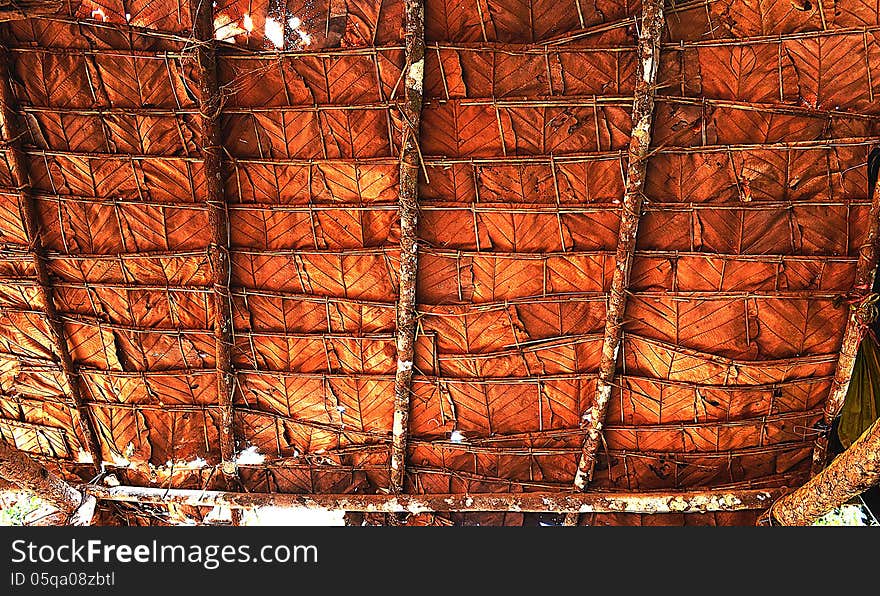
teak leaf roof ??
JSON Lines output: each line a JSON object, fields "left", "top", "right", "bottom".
{"left": 0, "top": 0, "right": 879, "bottom": 525}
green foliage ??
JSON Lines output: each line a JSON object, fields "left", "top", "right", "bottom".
{"left": 0, "top": 491, "right": 47, "bottom": 526}
{"left": 812, "top": 504, "right": 871, "bottom": 526}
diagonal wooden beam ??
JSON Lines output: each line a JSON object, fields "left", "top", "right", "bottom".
{"left": 0, "top": 47, "right": 103, "bottom": 472}
{"left": 389, "top": 0, "right": 425, "bottom": 495}
{"left": 188, "top": 0, "right": 240, "bottom": 519}
{"left": 810, "top": 148, "right": 880, "bottom": 475}
{"left": 564, "top": 0, "right": 665, "bottom": 525}
{"left": 0, "top": 440, "right": 95, "bottom": 524}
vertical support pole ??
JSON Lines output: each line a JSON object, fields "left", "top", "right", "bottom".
{"left": 389, "top": 0, "right": 425, "bottom": 495}
{"left": 564, "top": 0, "right": 665, "bottom": 525}
{"left": 188, "top": 0, "right": 240, "bottom": 524}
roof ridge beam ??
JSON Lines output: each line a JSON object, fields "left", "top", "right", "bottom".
{"left": 565, "top": 0, "right": 666, "bottom": 524}
{"left": 0, "top": 46, "right": 103, "bottom": 472}
{"left": 389, "top": 0, "right": 426, "bottom": 495}
{"left": 85, "top": 484, "right": 780, "bottom": 515}
{"left": 189, "top": 0, "right": 240, "bottom": 523}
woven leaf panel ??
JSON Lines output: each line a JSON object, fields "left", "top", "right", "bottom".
{"left": 667, "top": 0, "right": 880, "bottom": 41}
{"left": 607, "top": 20, "right": 878, "bottom": 493}
{"left": 0, "top": 0, "right": 876, "bottom": 523}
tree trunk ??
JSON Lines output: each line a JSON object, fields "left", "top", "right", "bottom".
{"left": 0, "top": 441, "right": 95, "bottom": 525}
{"left": 761, "top": 416, "right": 880, "bottom": 525}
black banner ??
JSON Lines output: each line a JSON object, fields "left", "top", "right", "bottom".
{"left": 0, "top": 525, "right": 870, "bottom": 594}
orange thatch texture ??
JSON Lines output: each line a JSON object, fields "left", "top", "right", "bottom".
{"left": 0, "top": 0, "right": 879, "bottom": 526}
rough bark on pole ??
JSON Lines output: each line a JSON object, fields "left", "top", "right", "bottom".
{"left": 0, "top": 440, "right": 95, "bottom": 525}
{"left": 389, "top": 0, "right": 425, "bottom": 495}
{"left": 564, "top": 0, "right": 665, "bottom": 525}
{"left": 761, "top": 416, "right": 880, "bottom": 525}
{"left": 189, "top": 0, "right": 240, "bottom": 524}
{"left": 811, "top": 149, "right": 880, "bottom": 475}
{"left": 0, "top": 47, "right": 103, "bottom": 472}
{"left": 85, "top": 484, "right": 779, "bottom": 514}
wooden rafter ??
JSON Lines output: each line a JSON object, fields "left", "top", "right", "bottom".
{"left": 0, "top": 47, "right": 103, "bottom": 471}
{"left": 762, "top": 416, "right": 880, "bottom": 525}
{"left": 189, "top": 0, "right": 239, "bottom": 511}
{"left": 85, "top": 484, "right": 780, "bottom": 515}
{"left": 810, "top": 149, "right": 880, "bottom": 474}
{"left": 0, "top": 440, "right": 95, "bottom": 524}
{"left": 564, "top": 0, "right": 665, "bottom": 525}
{"left": 389, "top": 0, "right": 425, "bottom": 494}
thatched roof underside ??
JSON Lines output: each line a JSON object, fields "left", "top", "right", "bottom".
{"left": 1, "top": 0, "right": 879, "bottom": 525}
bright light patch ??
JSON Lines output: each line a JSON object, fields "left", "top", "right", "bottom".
{"left": 288, "top": 16, "right": 301, "bottom": 29}
{"left": 298, "top": 30, "right": 312, "bottom": 46}
{"left": 90, "top": 8, "right": 107, "bottom": 21}
{"left": 265, "top": 17, "right": 284, "bottom": 48}
{"left": 214, "top": 15, "right": 247, "bottom": 43}
{"left": 450, "top": 430, "right": 465, "bottom": 443}
{"left": 205, "top": 505, "right": 232, "bottom": 524}
{"left": 76, "top": 450, "right": 94, "bottom": 464}
{"left": 234, "top": 445, "right": 265, "bottom": 465}
{"left": 243, "top": 13, "right": 254, "bottom": 33}
{"left": 242, "top": 506, "right": 345, "bottom": 526}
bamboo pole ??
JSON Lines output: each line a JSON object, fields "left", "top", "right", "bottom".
{"left": 84, "top": 484, "right": 779, "bottom": 515}
{"left": 389, "top": 0, "right": 425, "bottom": 495}
{"left": 565, "top": 0, "right": 665, "bottom": 525}
{"left": 0, "top": 47, "right": 103, "bottom": 471}
{"left": 189, "top": 0, "right": 240, "bottom": 524}
{"left": 761, "top": 416, "right": 880, "bottom": 526}
{"left": 0, "top": 441, "right": 95, "bottom": 524}
{"left": 811, "top": 148, "right": 880, "bottom": 474}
